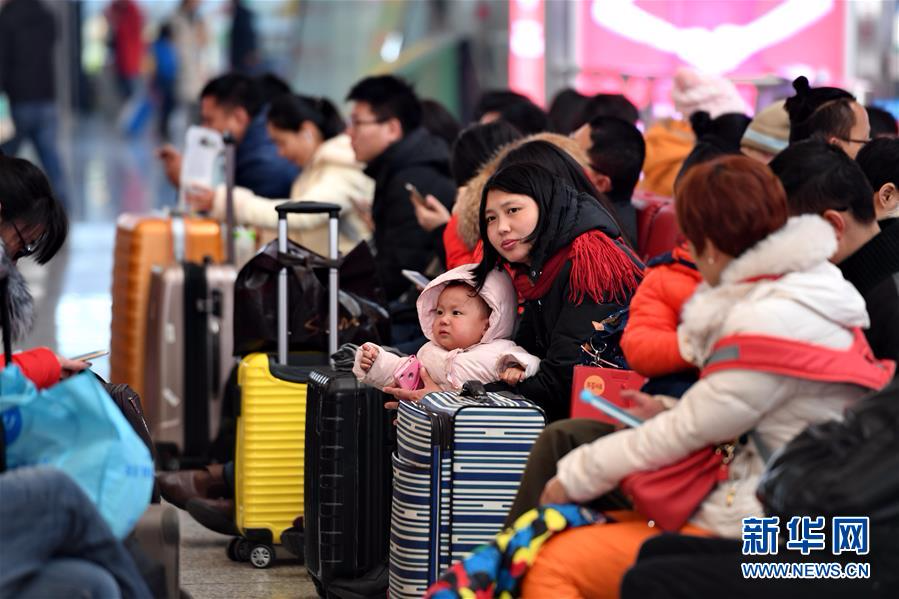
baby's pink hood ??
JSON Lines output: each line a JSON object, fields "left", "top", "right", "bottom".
{"left": 416, "top": 265, "right": 517, "bottom": 345}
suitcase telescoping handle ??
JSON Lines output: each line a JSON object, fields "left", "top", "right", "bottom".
{"left": 223, "top": 131, "right": 236, "bottom": 265}
{"left": 274, "top": 201, "right": 342, "bottom": 365}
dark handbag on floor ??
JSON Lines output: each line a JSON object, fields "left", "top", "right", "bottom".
{"left": 757, "top": 378, "right": 899, "bottom": 523}
{"left": 233, "top": 239, "right": 389, "bottom": 355}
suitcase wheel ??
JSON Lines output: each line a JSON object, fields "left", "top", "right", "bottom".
{"left": 226, "top": 537, "right": 251, "bottom": 563}
{"left": 249, "top": 543, "right": 275, "bottom": 569}
{"left": 311, "top": 577, "right": 326, "bottom": 598}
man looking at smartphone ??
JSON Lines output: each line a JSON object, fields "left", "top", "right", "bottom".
{"left": 157, "top": 73, "right": 298, "bottom": 200}
{"left": 345, "top": 75, "right": 456, "bottom": 305}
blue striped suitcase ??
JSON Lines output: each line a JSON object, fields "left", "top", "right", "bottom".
{"left": 389, "top": 384, "right": 545, "bottom": 598}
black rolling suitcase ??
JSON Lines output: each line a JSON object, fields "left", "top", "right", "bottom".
{"left": 304, "top": 371, "right": 395, "bottom": 598}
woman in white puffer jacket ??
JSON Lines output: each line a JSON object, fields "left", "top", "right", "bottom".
{"left": 199, "top": 94, "right": 373, "bottom": 256}
{"left": 520, "top": 155, "right": 895, "bottom": 599}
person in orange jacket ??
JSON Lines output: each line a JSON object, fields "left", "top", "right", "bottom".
{"left": 620, "top": 242, "right": 701, "bottom": 396}
{"left": 639, "top": 68, "right": 750, "bottom": 198}
{"left": 623, "top": 138, "right": 744, "bottom": 396}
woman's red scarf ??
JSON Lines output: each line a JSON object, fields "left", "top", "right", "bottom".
{"left": 512, "top": 231, "right": 644, "bottom": 305}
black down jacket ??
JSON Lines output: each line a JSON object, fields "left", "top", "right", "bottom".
{"left": 364, "top": 128, "right": 456, "bottom": 302}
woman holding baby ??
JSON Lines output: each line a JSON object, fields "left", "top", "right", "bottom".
{"left": 360, "top": 139, "right": 643, "bottom": 422}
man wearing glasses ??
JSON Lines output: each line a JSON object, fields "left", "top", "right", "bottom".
{"left": 784, "top": 76, "right": 871, "bottom": 159}
{"left": 344, "top": 75, "right": 455, "bottom": 347}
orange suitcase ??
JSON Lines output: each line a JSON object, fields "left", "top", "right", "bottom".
{"left": 109, "top": 214, "right": 223, "bottom": 398}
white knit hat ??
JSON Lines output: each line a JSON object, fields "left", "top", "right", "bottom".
{"left": 672, "top": 67, "right": 750, "bottom": 119}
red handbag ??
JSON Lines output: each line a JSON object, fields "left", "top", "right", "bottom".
{"left": 619, "top": 443, "right": 735, "bottom": 531}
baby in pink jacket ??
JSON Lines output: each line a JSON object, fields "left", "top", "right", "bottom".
{"left": 353, "top": 265, "right": 540, "bottom": 391}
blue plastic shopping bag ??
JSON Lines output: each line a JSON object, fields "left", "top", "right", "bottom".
{"left": 0, "top": 366, "right": 154, "bottom": 538}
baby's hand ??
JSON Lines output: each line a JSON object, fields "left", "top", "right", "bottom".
{"left": 500, "top": 366, "right": 526, "bottom": 386}
{"left": 359, "top": 344, "right": 379, "bottom": 372}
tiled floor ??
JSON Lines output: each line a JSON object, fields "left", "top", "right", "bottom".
{"left": 177, "top": 508, "right": 317, "bottom": 599}
{"left": 14, "top": 117, "right": 320, "bottom": 598}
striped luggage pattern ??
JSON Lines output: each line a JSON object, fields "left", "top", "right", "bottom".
{"left": 389, "top": 389, "right": 545, "bottom": 598}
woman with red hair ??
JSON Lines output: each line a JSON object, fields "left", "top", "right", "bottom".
{"left": 511, "top": 155, "right": 894, "bottom": 598}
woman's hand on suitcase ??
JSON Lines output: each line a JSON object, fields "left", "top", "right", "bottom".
{"left": 383, "top": 367, "right": 438, "bottom": 409}
{"left": 57, "top": 354, "right": 91, "bottom": 379}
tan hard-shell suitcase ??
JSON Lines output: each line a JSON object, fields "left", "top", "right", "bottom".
{"left": 109, "top": 215, "right": 223, "bottom": 398}
{"left": 141, "top": 134, "right": 240, "bottom": 466}
{"left": 143, "top": 262, "right": 236, "bottom": 465}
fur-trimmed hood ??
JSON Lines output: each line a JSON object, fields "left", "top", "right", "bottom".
{"left": 416, "top": 264, "right": 517, "bottom": 345}
{"left": 453, "top": 132, "right": 592, "bottom": 251}
{"left": 678, "top": 215, "right": 869, "bottom": 365}
{"left": 0, "top": 239, "right": 35, "bottom": 342}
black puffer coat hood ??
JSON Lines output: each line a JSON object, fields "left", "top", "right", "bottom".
{"left": 363, "top": 128, "right": 456, "bottom": 302}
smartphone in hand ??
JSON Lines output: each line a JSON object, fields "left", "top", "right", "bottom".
{"left": 404, "top": 182, "right": 429, "bottom": 206}
{"left": 579, "top": 389, "right": 644, "bottom": 428}
{"left": 393, "top": 356, "right": 422, "bottom": 391}
{"left": 69, "top": 349, "right": 109, "bottom": 362}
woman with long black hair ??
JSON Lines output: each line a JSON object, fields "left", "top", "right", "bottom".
{"left": 388, "top": 141, "right": 643, "bottom": 421}
{"left": 0, "top": 153, "right": 82, "bottom": 384}
{"left": 473, "top": 142, "right": 644, "bottom": 421}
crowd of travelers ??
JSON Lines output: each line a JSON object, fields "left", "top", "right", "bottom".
{"left": 0, "top": 62, "right": 897, "bottom": 598}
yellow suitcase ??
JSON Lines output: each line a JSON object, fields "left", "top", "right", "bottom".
{"left": 234, "top": 354, "right": 308, "bottom": 547}
{"left": 230, "top": 201, "right": 342, "bottom": 569}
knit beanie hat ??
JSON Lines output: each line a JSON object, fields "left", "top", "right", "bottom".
{"left": 671, "top": 67, "right": 750, "bottom": 119}
{"left": 784, "top": 76, "right": 855, "bottom": 143}
{"left": 741, "top": 100, "right": 790, "bottom": 156}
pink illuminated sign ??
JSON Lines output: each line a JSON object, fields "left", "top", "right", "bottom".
{"left": 575, "top": 0, "right": 846, "bottom": 109}
{"left": 508, "top": 0, "right": 545, "bottom": 106}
